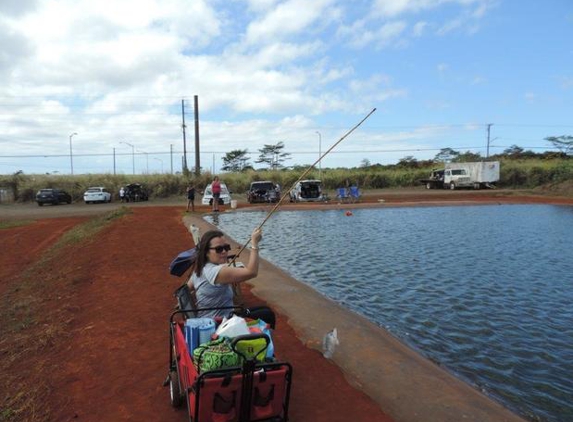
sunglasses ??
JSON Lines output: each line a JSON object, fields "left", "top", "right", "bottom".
{"left": 209, "top": 244, "right": 231, "bottom": 253}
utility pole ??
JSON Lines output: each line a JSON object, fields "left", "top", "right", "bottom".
{"left": 69, "top": 132, "right": 77, "bottom": 175}
{"left": 170, "top": 144, "right": 173, "bottom": 174}
{"left": 182, "top": 99, "right": 188, "bottom": 173}
{"left": 315, "top": 131, "right": 322, "bottom": 179}
{"left": 486, "top": 123, "right": 493, "bottom": 158}
{"left": 113, "top": 147, "right": 116, "bottom": 175}
{"left": 194, "top": 95, "right": 201, "bottom": 177}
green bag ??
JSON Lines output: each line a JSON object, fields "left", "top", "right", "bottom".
{"left": 193, "top": 337, "right": 240, "bottom": 373}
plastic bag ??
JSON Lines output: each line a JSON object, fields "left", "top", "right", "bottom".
{"left": 215, "top": 315, "right": 250, "bottom": 338}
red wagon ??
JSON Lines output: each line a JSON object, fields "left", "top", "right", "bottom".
{"left": 165, "top": 307, "right": 293, "bottom": 422}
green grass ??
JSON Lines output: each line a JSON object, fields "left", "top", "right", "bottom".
{"left": 52, "top": 206, "right": 131, "bottom": 251}
{"left": 0, "top": 220, "right": 34, "bottom": 229}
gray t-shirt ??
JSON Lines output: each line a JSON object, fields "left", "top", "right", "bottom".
{"left": 190, "top": 262, "right": 234, "bottom": 318}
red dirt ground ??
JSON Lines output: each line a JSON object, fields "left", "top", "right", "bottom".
{"left": 0, "top": 206, "right": 393, "bottom": 422}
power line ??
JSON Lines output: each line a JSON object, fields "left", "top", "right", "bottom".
{"left": 0, "top": 145, "right": 558, "bottom": 160}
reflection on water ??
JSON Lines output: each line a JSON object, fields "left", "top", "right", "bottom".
{"left": 205, "top": 204, "right": 573, "bottom": 422}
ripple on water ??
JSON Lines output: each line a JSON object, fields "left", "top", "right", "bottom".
{"left": 205, "top": 204, "right": 573, "bottom": 422}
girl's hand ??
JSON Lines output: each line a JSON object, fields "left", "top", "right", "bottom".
{"left": 251, "top": 227, "right": 262, "bottom": 247}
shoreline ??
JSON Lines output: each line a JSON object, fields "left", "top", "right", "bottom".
{"left": 183, "top": 200, "right": 530, "bottom": 422}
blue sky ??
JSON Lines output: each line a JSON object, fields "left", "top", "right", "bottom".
{"left": 0, "top": 0, "right": 571, "bottom": 175}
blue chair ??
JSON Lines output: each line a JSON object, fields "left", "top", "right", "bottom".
{"left": 336, "top": 187, "right": 349, "bottom": 203}
{"left": 349, "top": 186, "right": 360, "bottom": 202}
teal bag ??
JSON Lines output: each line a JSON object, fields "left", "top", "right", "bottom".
{"left": 192, "top": 337, "right": 240, "bottom": 373}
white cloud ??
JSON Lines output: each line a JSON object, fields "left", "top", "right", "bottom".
{"left": 244, "top": 0, "right": 338, "bottom": 45}
{"left": 0, "top": 0, "right": 39, "bottom": 17}
{"left": 338, "top": 20, "right": 408, "bottom": 49}
{"left": 245, "top": 0, "right": 281, "bottom": 13}
{"left": 372, "top": 0, "right": 490, "bottom": 18}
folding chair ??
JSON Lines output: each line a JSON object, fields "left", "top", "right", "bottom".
{"left": 349, "top": 186, "right": 360, "bottom": 203}
{"left": 336, "top": 187, "right": 349, "bottom": 203}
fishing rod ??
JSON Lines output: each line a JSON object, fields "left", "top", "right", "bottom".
{"left": 230, "top": 107, "right": 377, "bottom": 263}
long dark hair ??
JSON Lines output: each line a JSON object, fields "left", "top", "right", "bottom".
{"left": 194, "top": 230, "right": 224, "bottom": 276}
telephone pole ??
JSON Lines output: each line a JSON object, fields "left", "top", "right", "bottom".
{"left": 194, "top": 95, "right": 200, "bottom": 177}
{"left": 486, "top": 123, "right": 493, "bottom": 158}
{"left": 181, "top": 99, "right": 188, "bottom": 172}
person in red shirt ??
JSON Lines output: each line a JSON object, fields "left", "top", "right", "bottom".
{"left": 211, "top": 176, "right": 221, "bottom": 212}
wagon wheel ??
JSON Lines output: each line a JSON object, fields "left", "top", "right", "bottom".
{"left": 169, "top": 370, "right": 184, "bottom": 408}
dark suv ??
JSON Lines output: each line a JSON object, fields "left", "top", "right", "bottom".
{"left": 247, "top": 181, "right": 279, "bottom": 203}
{"left": 35, "top": 189, "right": 72, "bottom": 206}
{"left": 124, "top": 183, "right": 149, "bottom": 202}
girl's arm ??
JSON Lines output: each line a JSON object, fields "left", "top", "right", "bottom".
{"left": 215, "top": 228, "right": 262, "bottom": 285}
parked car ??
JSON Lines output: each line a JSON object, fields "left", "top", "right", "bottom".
{"left": 201, "top": 183, "right": 232, "bottom": 206}
{"left": 83, "top": 187, "right": 112, "bottom": 204}
{"left": 35, "top": 188, "right": 72, "bottom": 206}
{"left": 124, "top": 183, "right": 149, "bottom": 202}
{"left": 289, "top": 180, "right": 324, "bottom": 202}
{"left": 247, "top": 181, "right": 280, "bottom": 203}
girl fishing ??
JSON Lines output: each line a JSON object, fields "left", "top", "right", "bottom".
{"left": 188, "top": 227, "right": 275, "bottom": 327}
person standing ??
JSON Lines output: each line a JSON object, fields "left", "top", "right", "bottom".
{"left": 186, "top": 184, "right": 195, "bottom": 212}
{"left": 119, "top": 186, "right": 125, "bottom": 203}
{"left": 211, "top": 176, "right": 221, "bottom": 212}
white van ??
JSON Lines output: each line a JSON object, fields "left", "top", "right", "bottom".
{"left": 201, "top": 183, "right": 232, "bottom": 205}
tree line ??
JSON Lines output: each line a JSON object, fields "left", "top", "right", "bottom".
{"left": 222, "top": 136, "right": 572, "bottom": 172}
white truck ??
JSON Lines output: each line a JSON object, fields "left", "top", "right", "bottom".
{"left": 420, "top": 161, "right": 500, "bottom": 190}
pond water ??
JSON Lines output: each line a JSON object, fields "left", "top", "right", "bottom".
{"left": 204, "top": 204, "right": 573, "bottom": 422}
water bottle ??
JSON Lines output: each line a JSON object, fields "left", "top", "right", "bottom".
{"left": 322, "top": 328, "right": 339, "bottom": 359}
{"left": 190, "top": 224, "right": 201, "bottom": 246}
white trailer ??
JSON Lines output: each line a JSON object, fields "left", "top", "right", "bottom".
{"left": 443, "top": 161, "right": 500, "bottom": 190}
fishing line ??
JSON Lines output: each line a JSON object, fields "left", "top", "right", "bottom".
{"left": 230, "top": 107, "right": 377, "bottom": 263}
